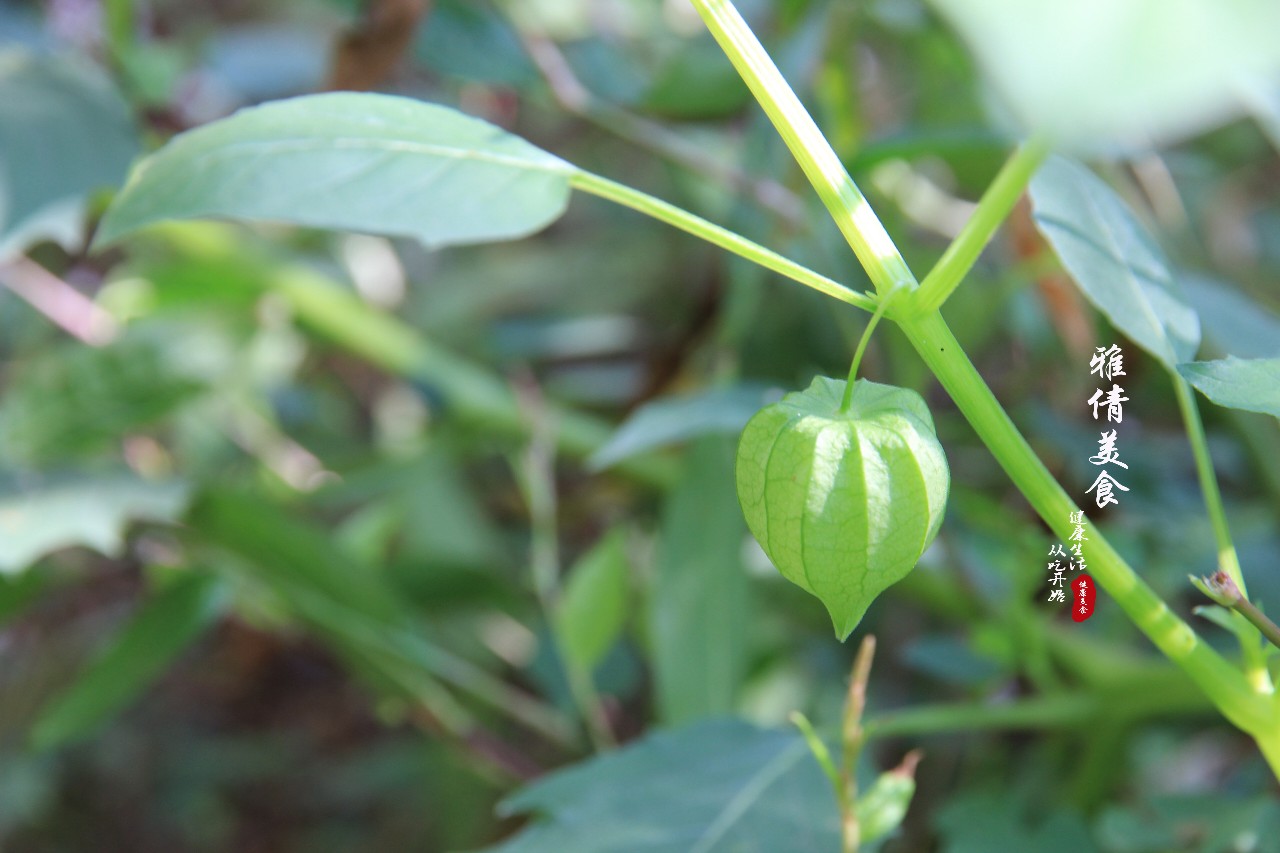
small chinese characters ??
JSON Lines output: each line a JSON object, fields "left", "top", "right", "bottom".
{"left": 1046, "top": 511, "right": 1090, "bottom": 605}
{"left": 1085, "top": 345, "right": 1129, "bottom": 508}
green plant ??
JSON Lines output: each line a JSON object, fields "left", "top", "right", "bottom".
{"left": 5, "top": 0, "right": 1280, "bottom": 849}
{"left": 94, "top": 0, "right": 1280, "bottom": 779}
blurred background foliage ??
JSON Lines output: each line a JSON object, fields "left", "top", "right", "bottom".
{"left": 1, "top": 0, "right": 1279, "bottom": 850}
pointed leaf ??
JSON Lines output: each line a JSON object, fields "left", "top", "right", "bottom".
{"left": 97, "top": 92, "right": 576, "bottom": 249}
{"left": 482, "top": 719, "right": 839, "bottom": 852}
{"left": 31, "top": 573, "right": 224, "bottom": 750}
{"left": 556, "top": 528, "right": 631, "bottom": 673}
{"left": 1177, "top": 357, "right": 1280, "bottom": 418}
{"left": 1030, "top": 156, "right": 1200, "bottom": 368}
{"left": 588, "top": 385, "right": 771, "bottom": 471}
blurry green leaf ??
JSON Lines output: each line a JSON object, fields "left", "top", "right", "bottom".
{"left": 555, "top": 529, "right": 630, "bottom": 673}
{"left": 191, "top": 489, "right": 573, "bottom": 744}
{"left": 928, "top": 0, "right": 1280, "bottom": 148}
{"left": 936, "top": 791, "right": 1099, "bottom": 853}
{"left": 482, "top": 719, "right": 839, "bottom": 852}
{"left": 30, "top": 573, "right": 224, "bottom": 750}
{"left": 416, "top": 0, "right": 538, "bottom": 87}
{"left": 1177, "top": 357, "right": 1280, "bottom": 417}
{"left": 0, "top": 472, "right": 189, "bottom": 574}
{"left": 900, "top": 634, "right": 1003, "bottom": 685}
{"left": 97, "top": 93, "right": 576, "bottom": 250}
{"left": 651, "top": 437, "right": 750, "bottom": 724}
{"left": 1030, "top": 156, "right": 1200, "bottom": 368}
{"left": 0, "top": 336, "right": 204, "bottom": 463}
{"left": 0, "top": 50, "right": 138, "bottom": 256}
{"left": 320, "top": 450, "right": 506, "bottom": 569}
{"left": 192, "top": 489, "right": 403, "bottom": 622}
{"left": 1180, "top": 274, "right": 1280, "bottom": 359}
{"left": 1095, "top": 794, "right": 1280, "bottom": 853}
{"left": 641, "top": 37, "right": 752, "bottom": 119}
{"left": 589, "top": 385, "right": 770, "bottom": 471}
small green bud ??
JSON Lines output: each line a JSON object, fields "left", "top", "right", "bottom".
{"left": 856, "top": 750, "right": 922, "bottom": 843}
{"left": 736, "top": 377, "right": 949, "bottom": 639}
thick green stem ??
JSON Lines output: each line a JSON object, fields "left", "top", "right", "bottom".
{"left": 571, "top": 171, "right": 873, "bottom": 311}
{"left": 911, "top": 138, "right": 1050, "bottom": 315}
{"left": 687, "top": 0, "right": 915, "bottom": 297}
{"left": 899, "top": 311, "right": 1271, "bottom": 734}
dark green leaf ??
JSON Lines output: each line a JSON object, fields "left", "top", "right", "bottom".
{"left": 1177, "top": 357, "right": 1280, "bottom": 418}
{"left": 651, "top": 438, "right": 750, "bottom": 724}
{"left": 0, "top": 50, "right": 138, "bottom": 255}
{"left": 415, "top": 0, "right": 537, "bottom": 87}
{"left": 1030, "top": 156, "right": 1200, "bottom": 368}
{"left": 0, "top": 472, "right": 189, "bottom": 574}
{"left": 641, "top": 37, "right": 752, "bottom": 119}
{"left": 482, "top": 719, "right": 839, "bottom": 852}
{"left": 97, "top": 93, "right": 576, "bottom": 250}
{"left": 30, "top": 573, "right": 224, "bottom": 750}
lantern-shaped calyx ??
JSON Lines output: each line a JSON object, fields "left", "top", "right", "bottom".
{"left": 736, "top": 377, "right": 949, "bottom": 639}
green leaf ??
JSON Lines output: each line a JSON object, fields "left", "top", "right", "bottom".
{"left": 651, "top": 437, "right": 751, "bottom": 724}
{"left": 1177, "top": 357, "right": 1280, "bottom": 418}
{"left": 1181, "top": 274, "right": 1280, "bottom": 359}
{"left": 415, "top": 0, "right": 538, "bottom": 87}
{"left": 555, "top": 529, "right": 630, "bottom": 673}
{"left": 0, "top": 335, "right": 204, "bottom": 464}
{"left": 0, "top": 50, "right": 138, "bottom": 256}
{"left": 481, "top": 719, "right": 839, "bottom": 852}
{"left": 588, "top": 385, "right": 770, "bottom": 471}
{"left": 928, "top": 0, "right": 1280, "bottom": 148}
{"left": 0, "top": 472, "right": 189, "bottom": 574}
{"left": 640, "top": 37, "right": 752, "bottom": 119}
{"left": 30, "top": 572, "right": 224, "bottom": 750}
{"left": 189, "top": 489, "right": 572, "bottom": 744}
{"left": 96, "top": 93, "right": 576, "bottom": 250}
{"left": 1030, "top": 156, "right": 1200, "bottom": 369}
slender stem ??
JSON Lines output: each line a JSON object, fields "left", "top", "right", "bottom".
{"left": 789, "top": 711, "right": 841, "bottom": 790}
{"left": 1204, "top": 571, "right": 1280, "bottom": 656}
{"left": 515, "top": 402, "right": 616, "bottom": 750}
{"left": 521, "top": 32, "right": 807, "bottom": 226}
{"left": 1237, "top": 598, "right": 1280, "bottom": 652}
{"left": 840, "top": 636, "right": 876, "bottom": 853}
{"left": 911, "top": 138, "right": 1050, "bottom": 315}
{"left": 1171, "top": 370, "right": 1270, "bottom": 690}
{"left": 840, "top": 288, "right": 899, "bottom": 411}
{"left": 1172, "top": 372, "right": 1247, "bottom": 594}
{"left": 687, "top": 0, "right": 915, "bottom": 298}
{"left": 898, "top": 310, "right": 1272, "bottom": 735}
{"left": 571, "top": 171, "right": 874, "bottom": 311}
{"left": 866, "top": 694, "right": 1099, "bottom": 739}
